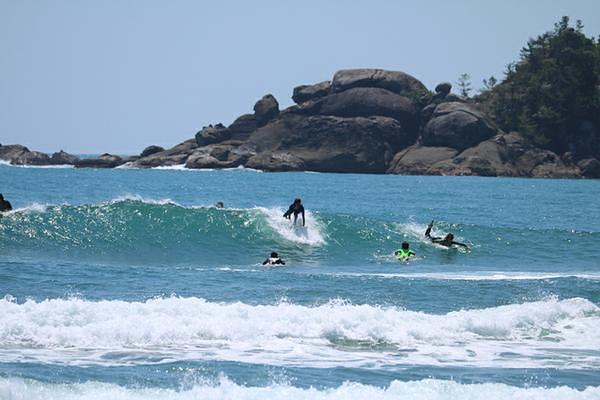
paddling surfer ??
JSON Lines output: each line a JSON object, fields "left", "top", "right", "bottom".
{"left": 425, "top": 221, "right": 468, "bottom": 249}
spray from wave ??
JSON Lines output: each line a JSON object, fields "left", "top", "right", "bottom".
{"left": 0, "top": 296, "right": 598, "bottom": 369}
{"left": 1, "top": 376, "right": 599, "bottom": 400}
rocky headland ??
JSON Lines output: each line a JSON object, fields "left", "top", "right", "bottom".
{"left": 2, "top": 68, "right": 599, "bottom": 178}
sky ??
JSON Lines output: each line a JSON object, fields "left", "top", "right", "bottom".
{"left": 1, "top": 0, "right": 599, "bottom": 154}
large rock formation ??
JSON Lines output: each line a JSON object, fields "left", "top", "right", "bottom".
{"left": 253, "top": 94, "right": 279, "bottom": 126}
{"left": 140, "top": 145, "right": 165, "bottom": 158}
{"left": 292, "top": 81, "right": 331, "bottom": 104}
{"left": 131, "top": 139, "right": 198, "bottom": 167}
{"left": 421, "top": 102, "right": 497, "bottom": 150}
{"left": 244, "top": 114, "right": 410, "bottom": 173}
{"left": 195, "top": 124, "right": 230, "bottom": 146}
{"left": 387, "top": 146, "right": 459, "bottom": 175}
{"left": 0, "top": 144, "right": 77, "bottom": 166}
{"left": 297, "top": 87, "right": 420, "bottom": 133}
{"left": 51, "top": 150, "right": 79, "bottom": 165}
{"left": 75, "top": 153, "right": 126, "bottom": 168}
{"left": 331, "top": 69, "right": 429, "bottom": 99}
{"left": 388, "top": 131, "right": 583, "bottom": 177}
{"left": 3, "top": 68, "right": 597, "bottom": 178}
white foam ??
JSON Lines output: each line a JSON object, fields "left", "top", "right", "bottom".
{"left": 5, "top": 203, "right": 49, "bottom": 214}
{"left": 223, "top": 165, "right": 263, "bottom": 173}
{"left": 115, "top": 162, "right": 136, "bottom": 169}
{"left": 256, "top": 207, "right": 326, "bottom": 245}
{"left": 0, "top": 160, "right": 74, "bottom": 168}
{"left": 152, "top": 164, "right": 215, "bottom": 171}
{"left": 0, "top": 296, "right": 598, "bottom": 369}
{"left": 109, "top": 194, "right": 181, "bottom": 206}
{"left": 1, "top": 377, "right": 598, "bottom": 400}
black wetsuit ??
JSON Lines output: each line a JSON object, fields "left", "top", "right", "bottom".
{"left": 0, "top": 200, "right": 12, "bottom": 212}
{"left": 425, "top": 223, "right": 468, "bottom": 248}
{"left": 283, "top": 203, "right": 305, "bottom": 225}
{"left": 262, "top": 257, "right": 285, "bottom": 266}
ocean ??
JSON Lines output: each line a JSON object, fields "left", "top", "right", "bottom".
{"left": 1, "top": 164, "right": 599, "bottom": 399}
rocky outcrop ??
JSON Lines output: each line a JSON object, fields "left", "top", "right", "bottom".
{"left": 3, "top": 68, "right": 597, "bottom": 178}
{"left": 0, "top": 144, "right": 69, "bottom": 166}
{"left": 244, "top": 114, "right": 410, "bottom": 173}
{"left": 577, "top": 158, "right": 600, "bottom": 178}
{"left": 292, "top": 81, "right": 331, "bottom": 104}
{"left": 388, "top": 132, "right": 582, "bottom": 177}
{"left": 50, "top": 150, "right": 79, "bottom": 165}
{"left": 185, "top": 145, "right": 253, "bottom": 169}
{"left": 140, "top": 145, "right": 165, "bottom": 158}
{"left": 226, "top": 114, "right": 258, "bottom": 141}
{"left": 132, "top": 139, "right": 198, "bottom": 167}
{"left": 421, "top": 102, "right": 497, "bottom": 150}
{"left": 195, "top": 124, "right": 230, "bottom": 146}
{"left": 331, "top": 69, "right": 429, "bottom": 99}
{"left": 297, "top": 87, "right": 421, "bottom": 134}
{"left": 431, "top": 82, "right": 452, "bottom": 103}
{"left": 387, "top": 146, "right": 459, "bottom": 175}
{"left": 75, "top": 153, "right": 125, "bottom": 168}
{"left": 253, "top": 94, "right": 279, "bottom": 126}
{"left": 435, "top": 82, "right": 452, "bottom": 96}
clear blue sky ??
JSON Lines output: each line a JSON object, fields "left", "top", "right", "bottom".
{"left": 1, "top": 0, "right": 599, "bottom": 154}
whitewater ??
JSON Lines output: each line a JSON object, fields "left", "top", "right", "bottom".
{"left": 1, "top": 164, "right": 599, "bottom": 399}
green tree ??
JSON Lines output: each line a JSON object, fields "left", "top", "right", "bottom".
{"left": 488, "top": 16, "right": 600, "bottom": 158}
{"left": 482, "top": 76, "right": 497, "bottom": 91}
{"left": 456, "top": 73, "right": 472, "bottom": 98}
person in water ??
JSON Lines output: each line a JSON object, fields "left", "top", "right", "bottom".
{"left": 0, "top": 194, "right": 12, "bottom": 212}
{"left": 283, "top": 198, "right": 305, "bottom": 226}
{"left": 394, "top": 241, "right": 416, "bottom": 261}
{"left": 425, "top": 220, "right": 468, "bottom": 248}
{"left": 262, "top": 251, "right": 286, "bottom": 266}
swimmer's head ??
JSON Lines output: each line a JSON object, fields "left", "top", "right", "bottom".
{"left": 401, "top": 241, "right": 409, "bottom": 250}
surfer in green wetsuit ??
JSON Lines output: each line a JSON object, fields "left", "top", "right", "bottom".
{"left": 425, "top": 221, "right": 469, "bottom": 249}
{"left": 394, "top": 241, "right": 416, "bottom": 261}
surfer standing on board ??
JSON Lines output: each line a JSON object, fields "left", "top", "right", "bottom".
{"left": 283, "top": 198, "right": 305, "bottom": 226}
{"left": 425, "top": 220, "right": 469, "bottom": 249}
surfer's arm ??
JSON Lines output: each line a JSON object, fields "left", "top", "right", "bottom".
{"left": 283, "top": 205, "right": 293, "bottom": 219}
{"left": 277, "top": 259, "right": 286, "bottom": 265}
{"left": 452, "top": 241, "right": 469, "bottom": 248}
{"left": 301, "top": 208, "right": 305, "bottom": 226}
{"left": 262, "top": 259, "right": 269, "bottom": 265}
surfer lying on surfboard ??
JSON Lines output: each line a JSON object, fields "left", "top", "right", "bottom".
{"left": 283, "top": 198, "right": 305, "bottom": 226}
{"left": 425, "top": 220, "right": 469, "bottom": 249}
{"left": 394, "top": 241, "right": 416, "bottom": 261}
{"left": 262, "top": 251, "right": 286, "bottom": 266}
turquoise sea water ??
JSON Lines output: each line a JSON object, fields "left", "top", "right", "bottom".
{"left": 1, "top": 164, "right": 599, "bottom": 399}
